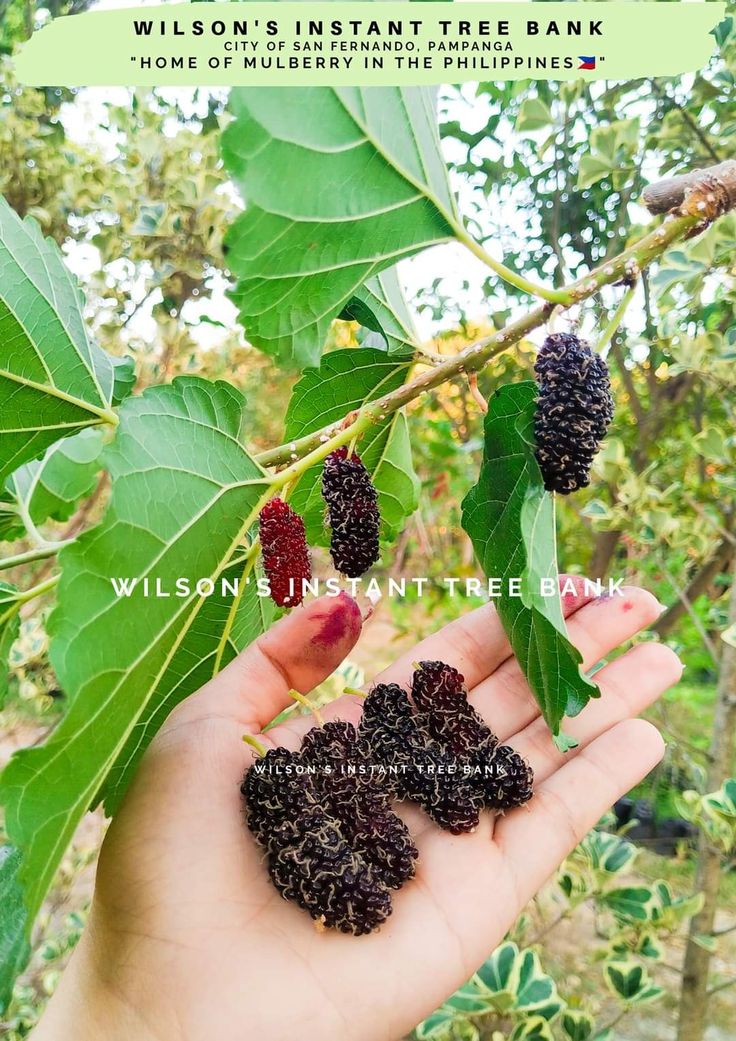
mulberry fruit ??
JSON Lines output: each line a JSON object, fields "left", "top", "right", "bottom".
{"left": 242, "top": 659, "right": 534, "bottom": 934}
{"left": 350, "top": 806, "right": 418, "bottom": 889}
{"left": 267, "top": 807, "right": 392, "bottom": 935}
{"left": 358, "top": 663, "right": 533, "bottom": 833}
{"left": 360, "top": 682, "right": 417, "bottom": 752}
{"left": 534, "top": 333, "right": 614, "bottom": 494}
{"left": 321, "top": 447, "right": 380, "bottom": 578}
{"left": 243, "top": 725, "right": 417, "bottom": 928}
{"left": 301, "top": 720, "right": 381, "bottom": 811}
{"left": 411, "top": 660, "right": 496, "bottom": 758}
{"left": 480, "top": 744, "right": 535, "bottom": 811}
{"left": 301, "top": 721, "right": 418, "bottom": 888}
{"left": 359, "top": 682, "right": 422, "bottom": 796}
{"left": 410, "top": 660, "right": 466, "bottom": 711}
{"left": 258, "top": 498, "right": 312, "bottom": 607}
{"left": 401, "top": 744, "right": 483, "bottom": 834}
{"left": 359, "top": 678, "right": 484, "bottom": 834}
{"left": 242, "top": 746, "right": 316, "bottom": 851}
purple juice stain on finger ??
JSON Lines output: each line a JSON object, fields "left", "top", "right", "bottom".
{"left": 559, "top": 578, "right": 596, "bottom": 614}
{"left": 311, "top": 593, "right": 362, "bottom": 649}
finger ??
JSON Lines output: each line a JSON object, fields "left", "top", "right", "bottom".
{"left": 372, "top": 575, "right": 597, "bottom": 694}
{"left": 509, "top": 641, "right": 682, "bottom": 784}
{"left": 167, "top": 592, "right": 362, "bottom": 730}
{"left": 469, "top": 586, "right": 663, "bottom": 739}
{"left": 496, "top": 718, "right": 665, "bottom": 903}
{"left": 266, "top": 582, "right": 647, "bottom": 749}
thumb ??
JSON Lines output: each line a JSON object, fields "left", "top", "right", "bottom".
{"left": 168, "top": 592, "right": 363, "bottom": 730}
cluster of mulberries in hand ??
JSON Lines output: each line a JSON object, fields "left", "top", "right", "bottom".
{"left": 242, "top": 660, "right": 533, "bottom": 934}
{"left": 534, "top": 333, "right": 614, "bottom": 494}
{"left": 361, "top": 661, "right": 533, "bottom": 834}
{"left": 243, "top": 723, "right": 416, "bottom": 935}
{"left": 258, "top": 448, "right": 381, "bottom": 608}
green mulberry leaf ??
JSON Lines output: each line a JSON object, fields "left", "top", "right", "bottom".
{"left": 222, "top": 87, "right": 458, "bottom": 367}
{"left": 0, "top": 847, "right": 29, "bottom": 1014}
{"left": 340, "top": 267, "right": 420, "bottom": 355}
{"left": 1, "top": 428, "right": 105, "bottom": 543}
{"left": 0, "top": 195, "right": 118, "bottom": 481}
{"left": 0, "top": 377, "right": 273, "bottom": 1008}
{"left": 461, "top": 382, "right": 597, "bottom": 745}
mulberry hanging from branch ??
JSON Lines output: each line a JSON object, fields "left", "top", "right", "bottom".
{"left": 533, "top": 333, "right": 614, "bottom": 495}
{"left": 258, "top": 498, "right": 312, "bottom": 607}
{"left": 321, "top": 447, "right": 380, "bottom": 578}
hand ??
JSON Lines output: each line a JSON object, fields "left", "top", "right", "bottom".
{"left": 34, "top": 584, "right": 680, "bottom": 1041}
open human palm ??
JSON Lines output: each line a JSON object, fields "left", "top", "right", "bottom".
{"left": 36, "top": 583, "right": 680, "bottom": 1041}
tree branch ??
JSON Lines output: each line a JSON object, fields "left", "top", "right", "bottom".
{"left": 642, "top": 160, "right": 736, "bottom": 216}
{"left": 653, "top": 537, "right": 734, "bottom": 638}
{"left": 0, "top": 543, "right": 66, "bottom": 574}
{"left": 258, "top": 200, "right": 715, "bottom": 469}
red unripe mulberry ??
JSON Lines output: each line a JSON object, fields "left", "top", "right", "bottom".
{"left": 258, "top": 498, "right": 311, "bottom": 607}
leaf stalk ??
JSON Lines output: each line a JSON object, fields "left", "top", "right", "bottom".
{"left": 454, "top": 224, "right": 569, "bottom": 304}
{"left": 0, "top": 543, "right": 66, "bottom": 573}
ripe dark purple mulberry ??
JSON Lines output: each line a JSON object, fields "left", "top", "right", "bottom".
{"left": 241, "top": 746, "right": 316, "bottom": 851}
{"left": 359, "top": 678, "right": 484, "bottom": 834}
{"left": 258, "top": 498, "right": 312, "bottom": 607}
{"left": 301, "top": 721, "right": 418, "bottom": 888}
{"left": 321, "top": 447, "right": 380, "bottom": 578}
{"left": 243, "top": 724, "right": 417, "bottom": 928}
{"left": 411, "top": 660, "right": 466, "bottom": 711}
{"left": 534, "top": 333, "right": 614, "bottom": 494}
{"left": 481, "top": 744, "right": 535, "bottom": 811}
{"left": 411, "top": 660, "right": 496, "bottom": 758}
{"left": 267, "top": 807, "right": 392, "bottom": 934}
{"left": 402, "top": 744, "right": 484, "bottom": 834}
{"left": 360, "top": 683, "right": 418, "bottom": 763}
{"left": 359, "top": 664, "right": 533, "bottom": 833}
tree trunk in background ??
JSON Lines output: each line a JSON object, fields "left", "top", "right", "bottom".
{"left": 589, "top": 529, "right": 621, "bottom": 581}
{"left": 676, "top": 557, "right": 736, "bottom": 1041}
{"left": 654, "top": 538, "right": 734, "bottom": 638}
